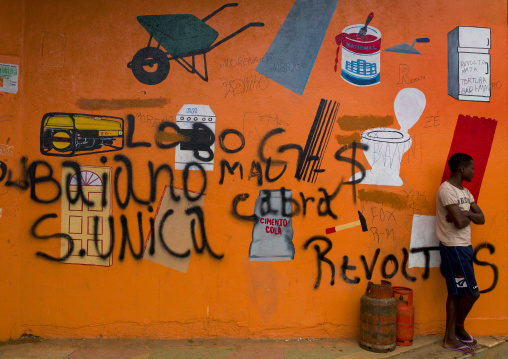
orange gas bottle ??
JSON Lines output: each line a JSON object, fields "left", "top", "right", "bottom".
{"left": 392, "top": 286, "right": 414, "bottom": 346}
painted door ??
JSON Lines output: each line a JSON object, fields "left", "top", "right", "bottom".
{"left": 60, "top": 166, "right": 112, "bottom": 266}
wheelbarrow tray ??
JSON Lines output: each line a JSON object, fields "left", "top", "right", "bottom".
{"left": 137, "top": 14, "right": 219, "bottom": 57}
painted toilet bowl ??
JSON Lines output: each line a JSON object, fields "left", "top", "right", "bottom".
{"left": 349, "top": 87, "right": 426, "bottom": 186}
{"left": 350, "top": 128, "right": 412, "bottom": 186}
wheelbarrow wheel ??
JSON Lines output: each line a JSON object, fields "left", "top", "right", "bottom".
{"left": 130, "top": 47, "right": 170, "bottom": 85}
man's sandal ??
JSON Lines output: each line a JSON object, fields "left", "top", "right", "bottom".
{"left": 456, "top": 334, "right": 478, "bottom": 348}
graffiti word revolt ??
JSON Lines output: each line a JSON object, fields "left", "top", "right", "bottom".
{"left": 303, "top": 236, "right": 498, "bottom": 293}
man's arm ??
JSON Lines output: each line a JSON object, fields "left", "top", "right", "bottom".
{"left": 465, "top": 202, "right": 485, "bottom": 225}
{"left": 446, "top": 205, "right": 471, "bottom": 229}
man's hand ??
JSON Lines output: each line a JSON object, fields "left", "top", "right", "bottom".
{"left": 467, "top": 203, "right": 485, "bottom": 225}
{"left": 445, "top": 203, "right": 485, "bottom": 229}
{"left": 446, "top": 205, "right": 471, "bottom": 229}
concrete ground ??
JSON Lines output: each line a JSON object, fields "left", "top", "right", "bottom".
{"left": 0, "top": 335, "right": 506, "bottom": 359}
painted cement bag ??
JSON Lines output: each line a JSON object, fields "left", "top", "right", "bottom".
{"left": 249, "top": 189, "right": 295, "bottom": 261}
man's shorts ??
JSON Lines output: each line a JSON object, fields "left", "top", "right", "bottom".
{"left": 439, "top": 243, "right": 479, "bottom": 295}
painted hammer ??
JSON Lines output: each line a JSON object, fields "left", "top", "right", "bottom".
{"left": 325, "top": 211, "right": 368, "bottom": 234}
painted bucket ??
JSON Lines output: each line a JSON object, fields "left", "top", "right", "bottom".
{"left": 336, "top": 25, "right": 381, "bottom": 86}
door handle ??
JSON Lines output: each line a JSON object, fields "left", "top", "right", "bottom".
{"left": 486, "top": 63, "right": 489, "bottom": 74}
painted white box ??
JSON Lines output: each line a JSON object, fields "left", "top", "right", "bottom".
{"left": 408, "top": 215, "right": 441, "bottom": 268}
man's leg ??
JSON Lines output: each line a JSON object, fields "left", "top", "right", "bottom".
{"left": 444, "top": 295, "right": 460, "bottom": 346}
{"left": 443, "top": 295, "right": 475, "bottom": 353}
{"left": 439, "top": 244, "right": 475, "bottom": 353}
{"left": 444, "top": 294, "right": 458, "bottom": 344}
{"left": 456, "top": 292, "right": 480, "bottom": 344}
{"left": 455, "top": 245, "right": 480, "bottom": 345}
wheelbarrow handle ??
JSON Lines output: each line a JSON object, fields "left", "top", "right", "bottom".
{"left": 204, "top": 22, "right": 265, "bottom": 53}
{"left": 202, "top": 3, "right": 239, "bottom": 22}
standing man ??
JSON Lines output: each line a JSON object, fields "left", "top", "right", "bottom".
{"left": 436, "top": 153, "right": 485, "bottom": 355}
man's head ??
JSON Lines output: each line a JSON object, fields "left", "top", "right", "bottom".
{"left": 448, "top": 153, "right": 474, "bottom": 182}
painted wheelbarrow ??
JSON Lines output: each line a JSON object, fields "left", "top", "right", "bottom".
{"left": 128, "top": 3, "right": 264, "bottom": 85}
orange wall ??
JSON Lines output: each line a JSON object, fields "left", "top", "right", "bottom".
{"left": 0, "top": 0, "right": 24, "bottom": 340}
{"left": 0, "top": 0, "right": 507, "bottom": 340}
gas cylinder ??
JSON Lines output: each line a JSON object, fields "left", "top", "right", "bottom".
{"left": 392, "top": 286, "right": 414, "bottom": 346}
{"left": 359, "top": 280, "right": 397, "bottom": 353}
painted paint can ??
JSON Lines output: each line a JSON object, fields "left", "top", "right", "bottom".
{"left": 336, "top": 25, "right": 381, "bottom": 86}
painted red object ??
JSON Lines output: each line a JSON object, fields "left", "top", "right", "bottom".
{"left": 392, "top": 287, "right": 414, "bottom": 346}
{"left": 441, "top": 115, "right": 497, "bottom": 201}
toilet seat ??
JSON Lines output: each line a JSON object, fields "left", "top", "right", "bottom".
{"left": 362, "top": 128, "right": 411, "bottom": 143}
{"left": 350, "top": 128, "right": 413, "bottom": 186}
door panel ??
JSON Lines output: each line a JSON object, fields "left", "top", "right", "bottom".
{"left": 458, "top": 52, "right": 490, "bottom": 98}
{"left": 60, "top": 166, "right": 112, "bottom": 266}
